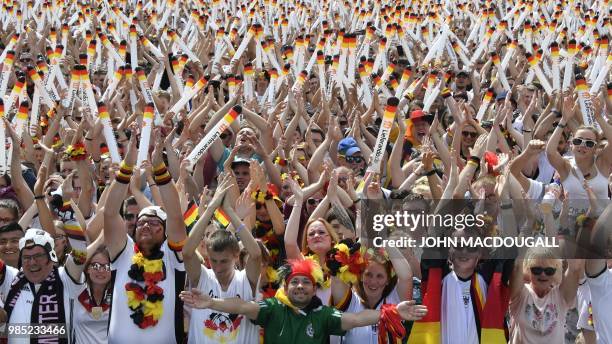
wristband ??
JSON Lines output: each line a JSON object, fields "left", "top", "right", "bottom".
{"left": 153, "top": 162, "right": 167, "bottom": 174}
{"left": 119, "top": 161, "right": 134, "bottom": 175}
{"left": 467, "top": 160, "right": 479, "bottom": 168}
{"left": 522, "top": 129, "right": 532, "bottom": 133}
{"left": 424, "top": 169, "right": 436, "bottom": 177}
{"left": 115, "top": 172, "right": 131, "bottom": 184}
{"left": 85, "top": 137, "right": 93, "bottom": 141}
{"left": 34, "top": 195, "right": 45, "bottom": 200}
{"left": 469, "top": 156, "right": 481, "bottom": 165}
{"left": 558, "top": 122, "right": 567, "bottom": 128}
{"left": 236, "top": 223, "right": 246, "bottom": 234}
{"left": 154, "top": 172, "right": 172, "bottom": 185}
{"left": 168, "top": 238, "right": 186, "bottom": 252}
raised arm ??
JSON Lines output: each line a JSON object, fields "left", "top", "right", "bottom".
{"left": 284, "top": 179, "right": 304, "bottom": 260}
{"left": 585, "top": 202, "right": 612, "bottom": 277}
{"left": 5, "top": 117, "right": 34, "bottom": 210}
{"left": 546, "top": 94, "right": 574, "bottom": 180}
{"left": 510, "top": 140, "right": 545, "bottom": 192}
{"left": 150, "top": 129, "right": 186, "bottom": 248}
{"left": 224, "top": 188, "right": 261, "bottom": 293}
{"left": 183, "top": 177, "right": 229, "bottom": 287}
{"left": 103, "top": 131, "right": 137, "bottom": 259}
{"left": 387, "top": 245, "right": 413, "bottom": 300}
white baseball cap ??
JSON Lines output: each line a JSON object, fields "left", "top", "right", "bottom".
{"left": 19, "top": 228, "right": 58, "bottom": 263}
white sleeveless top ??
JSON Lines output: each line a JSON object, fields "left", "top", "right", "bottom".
{"left": 561, "top": 157, "right": 609, "bottom": 213}
{"left": 341, "top": 287, "right": 401, "bottom": 344}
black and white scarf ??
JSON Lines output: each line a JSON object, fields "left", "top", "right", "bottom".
{"left": 4, "top": 267, "right": 67, "bottom": 344}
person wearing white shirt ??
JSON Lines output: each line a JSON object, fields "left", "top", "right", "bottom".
{"left": 183, "top": 176, "right": 261, "bottom": 344}
{"left": 585, "top": 204, "right": 612, "bottom": 344}
{"left": 0, "top": 228, "right": 85, "bottom": 344}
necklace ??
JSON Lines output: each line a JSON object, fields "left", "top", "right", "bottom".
{"left": 78, "top": 288, "right": 110, "bottom": 320}
{"left": 125, "top": 245, "right": 166, "bottom": 329}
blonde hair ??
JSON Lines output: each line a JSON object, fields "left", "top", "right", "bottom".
{"left": 522, "top": 246, "right": 563, "bottom": 286}
{"left": 301, "top": 218, "right": 339, "bottom": 255}
{"left": 574, "top": 125, "right": 601, "bottom": 142}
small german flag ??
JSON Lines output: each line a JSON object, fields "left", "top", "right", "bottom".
{"left": 213, "top": 208, "right": 230, "bottom": 229}
{"left": 183, "top": 200, "right": 199, "bottom": 233}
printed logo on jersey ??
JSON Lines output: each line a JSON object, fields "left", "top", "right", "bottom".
{"left": 203, "top": 312, "right": 243, "bottom": 343}
{"left": 306, "top": 323, "right": 314, "bottom": 338}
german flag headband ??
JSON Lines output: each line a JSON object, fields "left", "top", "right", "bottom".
{"left": 278, "top": 258, "right": 324, "bottom": 286}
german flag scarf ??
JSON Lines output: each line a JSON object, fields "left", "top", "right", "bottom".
{"left": 408, "top": 266, "right": 509, "bottom": 343}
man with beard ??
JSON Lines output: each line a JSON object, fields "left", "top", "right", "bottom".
{"left": 181, "top": 259, "right": 427, "bottom": 344}
{"left": 0, "top": 228, "right": 84, "bottom": 343}
{"left": 103, "top": 134, "right": 187, "bottom": 344}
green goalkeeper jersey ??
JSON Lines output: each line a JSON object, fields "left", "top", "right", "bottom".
{"left": 252, "top": 298, "right": 346, "bottom": 344}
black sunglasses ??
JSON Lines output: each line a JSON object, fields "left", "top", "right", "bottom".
{"left": 124, "top": 214, "right": 136, "bottom": 221}
{"left": 572, "top": 138, "right": 596, "bottom": 148}
{"left": 530, "top": 267, "right": 556, "bottom": 276}
{"left": 345, "top": 156, "right": 363, "bottom": 163}
{"left": 307, "top": 198, "right": 322, "bottom": 205}
{"left": 220, "top": 132, "right": 232, "bottom": 139}
{"left": 462, "top": 131, "right": 479, "bottom": 138}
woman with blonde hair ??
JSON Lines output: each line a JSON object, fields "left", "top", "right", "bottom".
{"left": 508, "top": 246, "right": 582, "bottom": 343}
{"left": 285, "top": 179, "right": 342, "bottom": 306}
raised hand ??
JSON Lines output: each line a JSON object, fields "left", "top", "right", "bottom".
{"left": 525, "top": 139, "right": 545, "bottom": 156}
{"left": 287, "top": 178, "right": 303, "bottom": 206}
{"left": 209, "top": 176, "right": 233, "bottom": 210}
{"left": 469, "top": 133, "right": 488, "bottom": 158}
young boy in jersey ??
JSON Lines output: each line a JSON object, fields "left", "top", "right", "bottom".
{"left": 180, "top": 259, "right": 427, "bottom": 344}
{"left": 183, "top": 176, "right": 261, "bottom": 344}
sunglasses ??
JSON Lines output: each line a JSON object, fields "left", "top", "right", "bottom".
{"left": 530, "top": 267, "right": 556, "bottom": 276}
{"left": 136, "top": 219, "right": 163, "bottom": 228}
{"left": 307, "top": 198, "right": 322, "bottom": 205}
{"left": 572, "top": 138, "right": 596, "bottom": 148}
{"left": 89, "top": 262, "right": 111, "bottom": 272}
{"left": 462, "top": 131, "right": 479, "bottom": 138}
{"left": 345, "top": 156, "right": 363, "bottom": 163}
{"left": 339, "top": 121, "right": 348, "bottom": 126}
{"left": 220, "top": 132, "right": 232, "bottom": 139}
{"left": 124, "top": 213, "right": 136, "bottom": 221}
